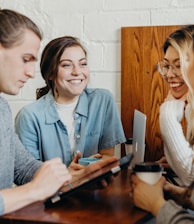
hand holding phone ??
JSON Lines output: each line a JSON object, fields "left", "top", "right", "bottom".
{"left": 78, "top": 157, "right": 102, "bottom": 166}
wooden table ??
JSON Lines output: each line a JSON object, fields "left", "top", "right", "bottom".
{"left": 0, "top": 168, "right": 153, "bottom": 224}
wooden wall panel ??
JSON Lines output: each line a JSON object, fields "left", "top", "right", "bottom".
{"left": 121, "top": 25, "right": 180, "bottom": 161}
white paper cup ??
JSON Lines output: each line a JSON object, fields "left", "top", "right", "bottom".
{"left": 133, "top": 162, "right": 163, "bottom": 185}
{"left": 125, "top": 138, "right": 133, "bottom": 154}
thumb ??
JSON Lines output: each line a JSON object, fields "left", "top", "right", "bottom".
{"left": 156, "top": 176, "right": 166, "bottom": 186}
{"left": 73, "top": 151, "right": 82, "bottom": 163}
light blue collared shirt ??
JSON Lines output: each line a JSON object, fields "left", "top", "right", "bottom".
{"left": 15, "top": 88, "right": 126, "bottom": 166}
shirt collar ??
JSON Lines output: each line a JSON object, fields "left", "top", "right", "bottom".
{"left": 44, "top": 90, "right": 89, "bottom": 123}
{"left": 75, "top": 90, "right": 88, "bottom": 118}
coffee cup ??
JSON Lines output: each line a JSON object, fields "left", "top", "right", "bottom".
{"left": 125, "top": 138, "right": 133, "bottom": 154}
{"left": 133, "top": 162, "right": 163, "bottom": 185}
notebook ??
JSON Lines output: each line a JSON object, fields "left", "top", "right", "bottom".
{"left": 130, "top": 109, "right": 147, "bottom": 167}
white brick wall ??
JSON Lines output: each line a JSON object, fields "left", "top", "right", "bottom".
{"left": 1, "top": 0, "right": 194, "bottom": 118}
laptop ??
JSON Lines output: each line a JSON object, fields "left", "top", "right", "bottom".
{"left": 130, "top": 110, "right": 183, "bottom": 186}
{"left": 130, "top": 109, "right": 147, "bottom": 167}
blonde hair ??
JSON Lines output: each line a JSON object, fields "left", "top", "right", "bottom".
{"left": 168, "top": 25, "right": 194, "bottom": 144}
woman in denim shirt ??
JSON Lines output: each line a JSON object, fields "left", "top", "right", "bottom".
{"left": 15, "top": 36, "right": 126, "bottom": 167}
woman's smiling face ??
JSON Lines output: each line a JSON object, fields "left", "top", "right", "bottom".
{"left": 54, "top": 46, "right": 89, "bottom": 103}
{"left": 163, "top": 46, "right": 188, "bottom": 99}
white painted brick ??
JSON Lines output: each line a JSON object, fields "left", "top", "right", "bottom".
{"left": 41, "top": 14, "right": 83, "bottom": 40}
{"left": 41, "top": 0, "right": 103, "bottom": 14}
{"left": 85, "top": 12, "right": 150, "bottom": 41}
{"left": 151, "top": 9, "right": 194, "bottom": 25}
{"left": 103, "top": 43, "right": 121, "bottom": 72}
{"left": 87, "top": 43, "right": 120, "bottom": 72}
{"left": 86, "top": 43, "right": 103, "bottom": 70}
{"left": 88, "top": 72, "right": 121, "bottom": 101}
{"left": 104, "top": 0, "right": 176, "bottom": 10}
{"left": 0, "top": 0, "right": 194, "bottom": 119}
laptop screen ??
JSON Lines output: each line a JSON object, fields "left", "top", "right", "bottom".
{"left": 131, "top": 109, "right": 146, "bottom": 167}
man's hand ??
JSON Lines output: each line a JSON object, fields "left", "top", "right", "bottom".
{"left": 30, "top": 158, "right": 72, "bottom": 201}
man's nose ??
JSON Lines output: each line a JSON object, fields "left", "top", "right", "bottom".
{"left": 25, "top": 65, "right": 36, "bottom": 78}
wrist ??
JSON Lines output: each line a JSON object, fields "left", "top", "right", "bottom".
{"left": 151, "top": 198, "right": 166, "bottom": 216}
{"left": 25, "top": 182, "right": 45, "bottom": 202}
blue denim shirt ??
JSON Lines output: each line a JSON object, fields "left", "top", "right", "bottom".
{"left": 15, "top": 88, "right": 126, "bottom": 166}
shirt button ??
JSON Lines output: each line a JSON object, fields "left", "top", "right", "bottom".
{"left": 75, "top": 114, "right": 79, "bottom": 119}
{"left": 77, "top": 134, "right": 81, "bottom": 139}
